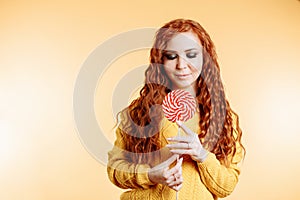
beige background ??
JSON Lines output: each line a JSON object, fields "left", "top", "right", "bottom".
{"left": 1, "top": 0, "right": 300, "bottom": 199}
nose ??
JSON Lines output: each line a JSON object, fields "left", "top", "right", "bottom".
{"left": 176, "top": 56, "right": 188, "bottom": 69}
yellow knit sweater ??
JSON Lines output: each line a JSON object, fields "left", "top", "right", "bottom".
{"left": 107, "top": 112, "right": 243, "bottom": 200}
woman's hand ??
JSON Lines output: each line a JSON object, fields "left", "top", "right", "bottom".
{"left": 166, "top": 121, "right": 209, "bottom": 162}
{"left": 148, "top": 154, "right": 183, "bottom": 192}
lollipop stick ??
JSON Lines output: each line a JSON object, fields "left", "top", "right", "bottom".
{"left": 176, "top": 125, "right": 181, "bottom": 200}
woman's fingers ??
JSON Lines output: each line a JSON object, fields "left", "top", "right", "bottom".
{"left": 166, "top": 142, "right": 196, "bottom": 149}
{"left": 148, "top": 156, "right": 184, "bottom": 190}
{"left": 165, "top": 158, "right": 183, "bottom": 190}
{"left": 167, "top": 136, "right": 190, "bottom": 143}
{"left": 168, "top": 175, "right": 183, "bottom": 187}
{"left": 166, "top": 157, "right": 182, "bottom": 176}
{"left": 171, "top": 183, "right": 183, "bottom": 192}
{"left": 166, "top": 130, "right": 207, "bottom": 161}
{"left": 169, "top": 149, "right": 193, "bottom": 155}
{"left": 151, "top": 154, "right": 179, "bottom": 172}
{"left": 162, "top": 157, "right": 182, "bottom": 181}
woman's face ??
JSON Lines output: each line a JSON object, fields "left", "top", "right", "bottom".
{"left": 163, "top": 31, "right": 203, "bottom": 96}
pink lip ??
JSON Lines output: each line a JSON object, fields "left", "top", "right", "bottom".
{"left": 175, "top": 74, "right": 191, "bottom": 78}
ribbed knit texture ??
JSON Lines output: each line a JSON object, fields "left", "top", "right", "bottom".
{"left": 107, "top": 112, "right": 243, "bottom": 200}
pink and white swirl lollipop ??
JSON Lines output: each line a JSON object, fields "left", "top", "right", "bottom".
{"left": 162, "top": 89, "right": 197, "bottom": 123}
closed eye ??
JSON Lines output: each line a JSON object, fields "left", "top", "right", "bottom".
{"left": 164, "top": 53, "right": 178, "bottom": 60}
{"left": 186, "top": 52, "right": 198, "bottom": 58}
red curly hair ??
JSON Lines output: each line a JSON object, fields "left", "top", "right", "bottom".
{"left": 118, "top": 19, "right": 245, "bottom": 167}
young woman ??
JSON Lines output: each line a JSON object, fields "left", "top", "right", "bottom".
{"left": 107, "top": 18, "right": 245, "bottom": 200}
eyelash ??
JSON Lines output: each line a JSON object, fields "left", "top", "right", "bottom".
{"left": 187, "top": 52, "right": 198, "bottom": 58}
{"left": 164, "top": 52, "right": 198, "bottom": 60}
{"left": 165, "top": 54, "right": 177, "bottom": 60}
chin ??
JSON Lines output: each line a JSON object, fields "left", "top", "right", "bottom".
{"left": 175, "top": 84, "right": 193, "bottom": 90}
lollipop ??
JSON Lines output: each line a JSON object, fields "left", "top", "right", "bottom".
{"left": 162, "top": 89, "right": 196, "bottom": 200}
{"left": 162, "top": 89, "right": 197, "bottom": 123}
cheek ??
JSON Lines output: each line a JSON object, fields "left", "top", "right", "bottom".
{"left": 163, "top": 66, "right": 172, "bottom": 77}
{"left": 163, "top": 60, "right": 176, "bottom": 71}
{"left": 189, "top": 60, "right": 203, "bottom": 76}
{"left": 190, "top": 57, "right": 203, "bottom": 70}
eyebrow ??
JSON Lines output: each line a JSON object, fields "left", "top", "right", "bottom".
{"left": 163, "top": 48, "right": 200, "bottom": 53}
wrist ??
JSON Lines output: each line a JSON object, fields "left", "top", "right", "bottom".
{"left": 197, "top": 149, "right": 209, "bottom": 163}
{"left": 147, "top": 169, "right": 156, "bottom": 185}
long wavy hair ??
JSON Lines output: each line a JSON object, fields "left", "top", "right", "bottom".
{"left": 118, "top": 19, "right": 245, "bottom": 167}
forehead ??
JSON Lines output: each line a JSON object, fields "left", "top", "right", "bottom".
{"left": 165, "top": 31, "right": 202, "bottom": 51}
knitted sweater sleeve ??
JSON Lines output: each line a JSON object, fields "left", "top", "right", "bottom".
{"left": 197, "top": 150, "right": 242, "bottom": 198}
{"left": 107, "top": 127, "right": 155, "bottom": 189}
{"left": 197, "top": 126, "right": 244, "bottom": 198}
